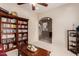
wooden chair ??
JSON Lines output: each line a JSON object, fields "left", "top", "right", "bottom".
{"left": 0, "top": 44, "right": 7, "bottom": 56}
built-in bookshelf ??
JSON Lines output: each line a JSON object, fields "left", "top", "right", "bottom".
{"left": 17, "top": 20, "right": 28, "bottom": 46}
{"left": 0, "top": 17, "right": 17, "bottom": 51}
{"left": 0, "top": 12, "right": 28, "bottom": 52}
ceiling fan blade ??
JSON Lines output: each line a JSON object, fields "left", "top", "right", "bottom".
{"left": 38, "top": 3, "right": 48, "bottom": 7}
{"left": 32, "top": 4, "right": 35, "bottom": 10}
{"left": 17, "top": 3, "right": 25, "bottom": 5}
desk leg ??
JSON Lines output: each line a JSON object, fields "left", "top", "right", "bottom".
{"left": 18, "top": 50, "right": 20, "bottom": 56}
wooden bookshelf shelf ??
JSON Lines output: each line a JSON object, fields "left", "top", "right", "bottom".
{"left": 18, "top": 40, "right": 28, "bottom": 42}
{"left": 18, "top": 32, "right": 28, "bottom": 34}
{"left": 1, "top": 22, "right": 16, "bottom": 24}
{"left": 5, "top": 47, "right": 17, "bottom": 52}
{"left": 1, "top": 33, "right": 16, "bottom": 34}
{"left": 70, "top": 41, "right": 76, "bottom": 43}
{"left": 69, "top": 49, "right": 77, "bottom": 55}
{"left": 2, "top": 28, "right": 16, "bottom": 29}
{"left": 70, "top": 45, "right": 76, "bottom": 47}
{"left": 18, "top": 28, "right": 28, "bottom": 29}
{"left": 18, "top": 23, "right": 27, "bottom": 25}
{"left": 2, "top": 41, "right": 16, "bottom": 44}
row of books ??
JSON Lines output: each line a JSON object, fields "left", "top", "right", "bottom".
{"left": 2, "top": 24, "right": 16, "bottom": 28}
{"left": 19, "top": 34, "right": 27, "bottom": 37}
{"left": 3, "top": 44, "right": 16, "bottom": 50}
{"left": 18, "top": 37, "right": 27, "bottom": 41}
{"left": 18, "top": 29, "right": 27, "bottom": 32}
{"left": 1, "top": 18, "right": 16, "bottom": 23}
{"left": 18, "top": 25, "right": 27, "bottom": 28}
{"left": 1, "top": 38, "right": 15, "bottom": 44}
{"left": 2, "top": 29, "right": 16, "bottom": 33}
{"left": 2, "top": 34, "right": 15, "bottom": 39}
{"left": 1, "top": 18, "right": 27, "bottom": 24}
{"left": 18, "top": 21, "right": 27, "bottom": 24}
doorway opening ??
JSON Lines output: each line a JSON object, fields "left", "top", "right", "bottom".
{"left": 39, "top": 17, "right": 52, "bottom": 44}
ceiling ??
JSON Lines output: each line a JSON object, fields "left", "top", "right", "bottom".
{"left": 19, "top": 3, "right": 66, "bottom": 13}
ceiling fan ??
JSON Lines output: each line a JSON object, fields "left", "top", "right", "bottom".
{"left": 17, "top": 3, "right": 48, "bottom": 10}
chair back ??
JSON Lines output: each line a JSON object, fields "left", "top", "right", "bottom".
{"left": 0, "top": 44, "right": 4, "bottom": 52}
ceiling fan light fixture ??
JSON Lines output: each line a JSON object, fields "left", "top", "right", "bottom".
{"left": 31, "top": 3, "right": 36, "bottom": 6}
{"left": 17, "top": 3, "right": 48, "bottom": 11}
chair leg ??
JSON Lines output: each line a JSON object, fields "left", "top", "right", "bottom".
{"left": 18, "top": 50, "right": 20, "bottom": 56}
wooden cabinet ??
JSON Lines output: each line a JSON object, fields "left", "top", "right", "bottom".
{"left": 67, "top": 30, "right": 79, "bottom": 55}
{"left": 0, "top": 12, "right": 28, "bottom": 52}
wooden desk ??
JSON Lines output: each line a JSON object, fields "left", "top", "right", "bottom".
{"left": 18, "top": 44, "right": 50, "bottom": 56}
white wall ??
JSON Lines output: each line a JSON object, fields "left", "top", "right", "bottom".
{"left": 31, "top": 4, "right": 79, "bottom": 56}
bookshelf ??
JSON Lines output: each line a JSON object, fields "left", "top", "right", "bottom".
{"left": 17, "top": 19, "right": 28, "bottom": 46}
{"left": 0, "top": 12, "right": 28, "bottom": 52}
{"left": 67, "top": 30, "right": 79, "bottom": 55}
{"left": 0, "top": 17, "right": 17, "bottom": 51}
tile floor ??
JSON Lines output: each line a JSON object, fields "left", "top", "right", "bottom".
{"left": 6, "top": 49, "right": 18, "bottom": 56}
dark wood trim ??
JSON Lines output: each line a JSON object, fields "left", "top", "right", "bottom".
{"left": 0, "top": 12, "right": 28, "bottom": 20}
{"left": 67, "top": 30, "right": 69, "bottom": 50}
{"left": 0, "top": 17, "right": 1, "bottom": 43}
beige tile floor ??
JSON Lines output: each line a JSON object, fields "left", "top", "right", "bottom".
{"left": 6, "top": 49, "right": 18, "bottom": 56}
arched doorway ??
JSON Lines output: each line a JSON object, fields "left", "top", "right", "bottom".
{"left": 39, "top": 17, "right": 52, "bottom": 44}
